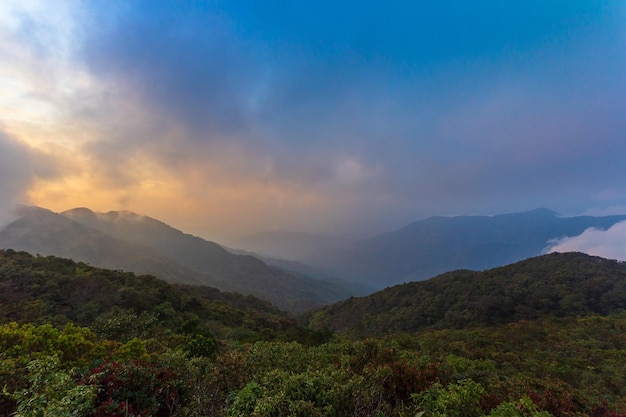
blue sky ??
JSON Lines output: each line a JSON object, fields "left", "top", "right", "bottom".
{"left": 1, "top": 0, "right": 625, "bottom": 244}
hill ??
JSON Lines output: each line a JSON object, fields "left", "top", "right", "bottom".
{"left": 0, "top": 206, "right": 353, "bottom": 312}
{"left": 0, "top": 249, "right": 323, "bottom": 343}
{"left": 305, "top": 252, "right": 626, "bottom": 335}
{"left": 305, "top": 208, "right": 626, "bottom": 289}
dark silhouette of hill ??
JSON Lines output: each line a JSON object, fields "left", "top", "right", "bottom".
{"left": 306, "top": 208, "right": 626, "bottom": 289}
{"left": 305, "top": 252, "right": 626, "bottom": 336}
{"left": 0, "top": 206, "right": 352, "bottom": 312}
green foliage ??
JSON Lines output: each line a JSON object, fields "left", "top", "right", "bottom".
{"left": 3, "top": 250, "right": 626, "bottom": 416}
{"left": 417, "top": 379, "right": 485, "bottom": 417}
{"left": 180, "top": 333, "right": 219, "bottom": 359}
{"left": 0, "top": 321, "right": 101, "bottom": 365}
{"left": 486, "top": 397, "right": 553, "bottom": 417}
{"left": 92, "top": 309, "right": 159, "bottom": 342}
{"left": 228, "top": 369, "right": 355, "bottom": 417}
{"left": 2, "top": 316, "right": 626, "bottom": 416}
{"left": 12, "top": 355, "right": 96, "bottom": 417}
{"left": 227, "top": 381, "right": 264, "bottom": 416}
{"left": 0, "top": 250, "right": 315, "bottom": 343}
{"left": 0, "top": 321, "right": 105, "bottom": 411}
{"left": 112, "top": 338, "right": 150, "bottom": 361}
{"left": 0, "top": 322, "right": 114, "bottom": 415}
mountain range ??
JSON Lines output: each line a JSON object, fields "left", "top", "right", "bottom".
{"left": 0, "top": 206, "right": 352, "bottom": 312}
{"left": 2, "top": 206, "right": 626, "bottom": 311}
{"left": 298, "top": 208, "right": 626, "bottom": 288}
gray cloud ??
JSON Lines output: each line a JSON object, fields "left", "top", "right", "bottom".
{"left": 81, "top": 2, "right": 263, "bottom": 142}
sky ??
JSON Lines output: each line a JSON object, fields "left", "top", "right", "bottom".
{"left": 1, "top": 1, "right": 626, "bottom": 251}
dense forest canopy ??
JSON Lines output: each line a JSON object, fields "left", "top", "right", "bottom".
{"left": 0, "top": 249, "right": 322, "bottom": 343}
{"left": 1, "top": 249, "right": 625, "bottom": 416}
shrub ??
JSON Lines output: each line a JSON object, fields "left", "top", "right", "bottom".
{"left": 86, "top": 359, "right": 185, "bottom": 417}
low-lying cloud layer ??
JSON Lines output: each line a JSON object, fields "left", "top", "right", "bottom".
{"left": 548, "top": 221, "right": 626, "bottom": 262}
{"left": 1, "top": 1, "right": 626, "bottom": 241}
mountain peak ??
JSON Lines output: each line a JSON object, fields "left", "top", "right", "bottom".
{"left": 64, "top": 208, "right": 145, "bottom": 222}
{"left": 101, "top": 210, "right": 146, "bottom": 222}
{"left": 494, "top": 207, "right": 559, "bottom": 218}
{"left": 14, "top": 205, "right": 55, "bottom": 216}
{"left": 62, "top": 207, "right": 96, "bottom": 219}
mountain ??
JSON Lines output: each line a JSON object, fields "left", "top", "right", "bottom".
{"left": 0, "top": 206, "right": 211, "bottom": 285}
{"left": 305, "top": 252, "right": 626, "bottom": 336}
{"left": 304, "top": 208, "right": 626, "bottom": 289}
{"left": 0, "top": 206, "right": 353, "bottom": 312}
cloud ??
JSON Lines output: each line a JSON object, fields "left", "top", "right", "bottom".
{"left": 2, "top": 0, "right": 626, "bottom": 240}
{"left": 62, "top": 1, "right": 626, "bottom": 235}
{"left": 547, "top": 221, "right": 626, "bottom": 262}
{"left": 0, "top": 130, "right": 56, "bottom": 224}
{"left": 80, "top": 1, "right": 262, "bottom": 142}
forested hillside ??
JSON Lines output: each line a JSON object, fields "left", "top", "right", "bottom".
{"left": 0, "top": 249, "right": 320, "bottom": 342}
{"left": 306, "top": 252, "right": 626, "bottom": 335}
{"left": 1, "top": 249, "right": 626, "bottom": 416}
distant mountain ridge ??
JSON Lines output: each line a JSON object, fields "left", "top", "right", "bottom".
{"left": 305, "top": 252, "right": 626, "bottom": 336}
{"left": 303, "top": 208, "right": 626, "bottom": 289}
{"left": 0, "top": 206, "right": 353, "bottom": 312}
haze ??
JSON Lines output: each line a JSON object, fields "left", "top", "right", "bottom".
{"left": 1, "top": 1, "right": 625, "bottom": 244}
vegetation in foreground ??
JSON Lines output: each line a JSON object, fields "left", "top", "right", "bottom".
{"left": 1, "top": 249, "right": 625, "bottom": 416}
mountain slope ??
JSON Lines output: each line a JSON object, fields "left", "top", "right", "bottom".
{"left": 306, "top": 208, "right": 626, "bottom": 288}
{"left": 62, "top": 207, "right": 353, "bottom": 311}
{"left": 0, "top": 206, "right": 352, "bottom": 311}
{"left": 0, "top": 206, "right": 212, "bottom": 286}
{"left": 306, "top": 252, "right": 626, "bottom": 335}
